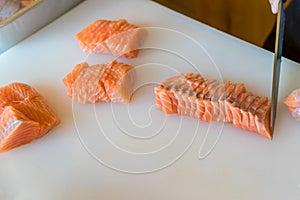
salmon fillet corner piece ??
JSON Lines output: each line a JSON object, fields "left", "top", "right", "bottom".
{"left": 0, "top": 106, "right": 40, "bottom": 153}
{"left": 0, "top": 82, "right": 60, "bottom": 152}
{"left": 63, "top": 60, "right": 136, "bottom": 104}
{"left": 284, "top": 88, "right": 300, "bottom": 120}
{"left": 154, "top": 73, "right": 272, "bottom": 139}
{"left": 76, "top": 19, "right": 147, "bottom": 58}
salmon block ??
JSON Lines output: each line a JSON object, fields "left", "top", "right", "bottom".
{"left": 284, "top": 89, "right": 300, "bottom": 120}
{"left": 155, "top": 73, "right": 272, "bottom": 139}
{"left": 63, "top": 60, "right": 136, "bottom": 104}
{"left": 76, "top": 19, "right": 147, "bottom": 58}
{"left": 0, "top": 82, "right": 60, "bottom": 152}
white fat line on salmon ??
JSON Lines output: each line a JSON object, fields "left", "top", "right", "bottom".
{"left": 114, "top": 43, "right": 121, "bottom": 51}
{"left": 0, "top": 119, "right": 21, "bottom": 141}
{"left": 11, "top": 86, "right": 30, "bottom": 101}
{"left": 12, "top": 100, "right": 23, "bottom": 103}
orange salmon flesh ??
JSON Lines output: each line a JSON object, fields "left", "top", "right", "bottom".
{"left": 285, "top": 88, "right": 300, "bottom": 120}
{"left": 63, "top": 60, "right": 136, "bottom": 104}
{"left": 0, "top": 82, "right": 60, "bottom": 152}
{"left": 76, "top": 19, "right": 147, "bottom": 58}
{"left": 155, "top": 73, "right": 271, "bottom": 139}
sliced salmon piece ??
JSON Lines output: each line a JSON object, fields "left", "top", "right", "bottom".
{"left": 155, "top": 86, "right": 174, "bottom": 114}
{"left": 76, "top": 19, "right": 147, "bottom": 58}
{"left": 284, "top": 89, "right": 300, "bottom": 120}
{"left": 63, "top": 60, "right": 135, "bottom": 104}
{"left": 195, "top": 98, "right": 205, "bottom": 120}
{"left": 62, "top": 62, "right": 89, "bottom": 100}
{"left": 101, "top": 60, "right": 135, "bottom": 103}
{"left": 0, "top": 83, "right": 60, "bottom": 152}
{"left": 155, "top": 73, "right": 272, "bottom": 139}
{"left": 20, "top": 0, "right": 36, "bottom": 7}
{"left": 247, "top": 97, "right": 268, "bottom": 131}
{"left": 168, "top": 90, "right": 179, "bottom": 114}
{"left": 255, "top": 102, "right": 271, "bottom": 139}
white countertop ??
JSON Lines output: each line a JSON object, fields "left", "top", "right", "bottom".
{"left": 1, "top": 0, "right": 300, "bottom": 199}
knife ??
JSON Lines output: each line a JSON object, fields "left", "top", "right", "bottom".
{"left": 270, "top": 0, "right": 285, "bottom": 138}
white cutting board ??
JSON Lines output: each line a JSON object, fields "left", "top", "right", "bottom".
{"left": 0, "top": 0, "right": 300, "bottom": 199}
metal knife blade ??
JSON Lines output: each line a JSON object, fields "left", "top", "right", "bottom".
{"left": 270, "top": 0, "right": 285, "bottom": 138}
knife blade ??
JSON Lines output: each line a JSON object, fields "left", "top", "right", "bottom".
{"left": 270, "top": 0, "right": 285, "bottom": 138}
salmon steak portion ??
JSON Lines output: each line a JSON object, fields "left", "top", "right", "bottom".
{"left": 0, "top": 82, "right": 60, "bottom": 152}
{"left": 284, "top": 88, "right": 300, "bottom": 120}
{"left": 63, "top": 60, "right": 136, "bottom": 104}
{"left": 76, "top": 19, "right": 147, "bottom": 58}
{"left": 155, "top": 73, "right": 272, "bottom": 139}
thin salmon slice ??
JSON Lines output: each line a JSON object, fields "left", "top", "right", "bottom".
{"left": 284, "top": 88, "right": 300, "bottom": 120}
{"left": 0, "top": 83, "right": 60, "bottom": 152}
{"left": 155, "top": 73, "right": 271, "bottom": 139}
{"left": 63, "top": 60, "right": 135, "bottom": 104}
{"left": 76, "top": 19, "right": 147, "bottom": 58}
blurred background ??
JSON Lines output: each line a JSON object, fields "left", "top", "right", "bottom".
{"left": 153, "top": 0, "right": 278, "bottom": 47}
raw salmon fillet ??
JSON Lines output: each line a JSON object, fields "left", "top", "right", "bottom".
{"left": 0, "top": 82, "right": 60, "bottom": 152}
{"left": 63, "top": 60, "right": 136, "bottom": 104}
{"left": 76, "top": 19, "right": 146, "bottom": 58}
{"left": 155, "top": 73, "right": 272, "bottom": 139}
{"left": 284, "top": 88, "right": 300, "bottom": 120}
